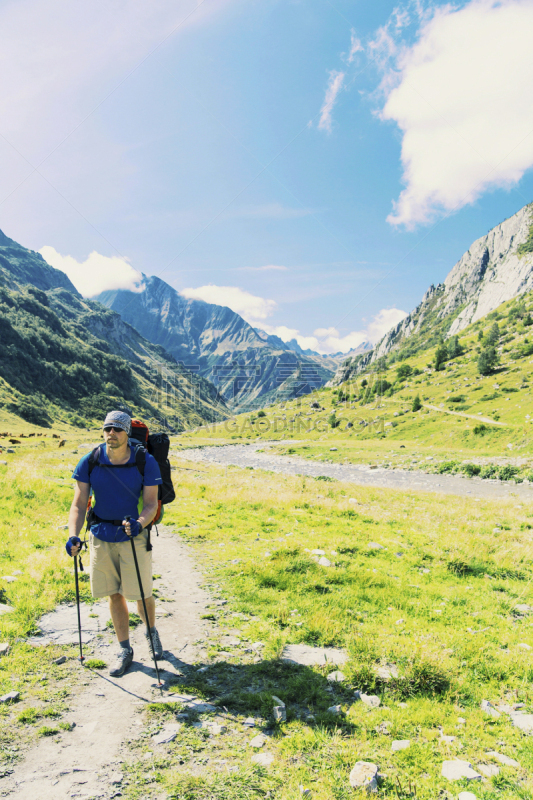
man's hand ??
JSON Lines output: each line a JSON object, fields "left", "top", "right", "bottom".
{"left": 122, "top": 518, "right": 142, "bottom": 538}
{"left": 66, "top": 536, "right": 82, "bottom": 557}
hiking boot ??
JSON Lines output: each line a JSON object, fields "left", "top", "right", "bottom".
{"left": 146, "top": 628, "right": 163, "bottom": 659}
{"left": 109, "top": 647, "right": 134, "bottom": 677}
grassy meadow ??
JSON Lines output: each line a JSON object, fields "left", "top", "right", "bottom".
{"left": 2, "top": 400, "right": 533, "bottom": 795}
{"left": 132, "top": 459, "right": 533, "bottom": 798}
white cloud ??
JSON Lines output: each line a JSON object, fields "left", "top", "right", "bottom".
{"left": 346, "top": 31, "right": 363, "bottom": 63}
{"left": 379, "top": 0, "right": 533, "bottom": 227}
{"left": 263, "top": 307, "right": 408, "bottom": 355}
{"left": 40, "top": 246, "right": 143, "bottom": 297}
{"left": 318, "top": 70, "right": 345, "bottom": 133}
{"left": 180, "top": 284, "right": 276, "bottom": 323}
{"left": 365, "top": 307, "right": 408, "bottom": 341}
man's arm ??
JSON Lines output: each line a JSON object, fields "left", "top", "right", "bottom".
{"left": 68, "top": 481, "right": 90, "bottom": 556}
{"left": 138, "top": 484, "right": 159, "bottom": 530}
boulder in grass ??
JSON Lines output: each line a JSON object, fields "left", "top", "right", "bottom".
{"left": 486, "top": 751, "right": 519, "bottom": 767}
{"left": 477, "top": 764, "right": 499, "bottom": 778}
{"left": 458, "top": 793, "right": 478, "bottom": 800}
{"left": 348, "top": 761, "right": 378, "bottom": 793}
{"left": 480, "top": 700, "right": 500, "bottom": 718}
{"left": 360, "top": 693, "right": 381, "bottom": 709}
{"left": 391, "top": 740, "right": 410, "bottom": 751}
{"left": 251, "top": 752, "right": 274, "bottom": 767}
{"left": 327, "top": 670, "right": 346, "bottom": 683}
{"left": 441, "top": 760, "right": 481, "bottom": 781}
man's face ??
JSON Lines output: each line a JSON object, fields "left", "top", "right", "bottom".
{"left": 103, "top": 425, "right": 129, "bottom": 449}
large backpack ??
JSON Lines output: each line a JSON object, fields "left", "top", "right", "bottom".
{"left": 86, "top": 418, "right": 175, "bottom": 547}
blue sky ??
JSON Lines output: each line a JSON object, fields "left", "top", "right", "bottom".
{"left": 4, "top": 0, "right": 533, "bottom": 353}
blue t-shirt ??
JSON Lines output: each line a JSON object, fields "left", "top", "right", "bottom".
{"left": 73, "top": 444, "right": 162, "bottom": 542}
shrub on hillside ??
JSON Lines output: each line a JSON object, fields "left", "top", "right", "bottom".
{"left": 257, "top": 410, "right": 266, "bottom": 417}
{"left": 473, "top": 423, "right": 488, "bottom": 435}
{"left": 396, "top": 363, "right": 412, "bottom": 380}
{"left": 477, "top": 346, "right": 499, "bottom": 375}
{"left": 434, "top": 344, "right": 448, "bottom": 371}
{"left": 412, "top": 394, "right": 422, "bottom": 412}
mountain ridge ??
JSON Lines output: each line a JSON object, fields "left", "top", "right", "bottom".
{"left": 97, "top": 276, "right": 334, "bottom": 408}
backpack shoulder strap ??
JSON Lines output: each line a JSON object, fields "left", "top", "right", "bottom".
{"left": 132, "top": 442, "right": 146, "bottom": 479}
{"left": 87, "top": 444, "right": 103, "bottom": 482}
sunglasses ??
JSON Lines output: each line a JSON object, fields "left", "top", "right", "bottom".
{"left": 103, "top": 426, "right": 125, "bottom": 433}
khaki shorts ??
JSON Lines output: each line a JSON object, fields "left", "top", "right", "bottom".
{"left": 89, "top": 531, "right": 152, "bottom": 602}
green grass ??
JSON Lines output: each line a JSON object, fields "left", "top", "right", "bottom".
{"left": 4, "top": 401, "right": 533, "bottom": 796}
{"left": 106, "top": 462, "right": 533, "bottom": 799}
{"left": 84, "top": 658, "right": 106, "bottom": 669}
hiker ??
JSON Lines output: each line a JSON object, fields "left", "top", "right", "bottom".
{"left": 65, "top": 410, "right": 163, "bottom": 677}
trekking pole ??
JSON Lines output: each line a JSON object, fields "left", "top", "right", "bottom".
{"left": 73, "top": 554, "right": 85, "bottom": 665}
{"left": 125, "top": 518, "right": 162, "bottom": 687}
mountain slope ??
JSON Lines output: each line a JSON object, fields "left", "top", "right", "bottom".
{"left": 0, "top": 232, "right": 227, "bottom": 429}
{"left": 97, "top": 276, "right": 333, "bottom": 409}
{"left": 330, "top": 201, "right": 533, "bottom": 383}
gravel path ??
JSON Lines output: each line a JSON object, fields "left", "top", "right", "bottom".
{"left": 5, "top": 528, "right": 210, "bottom": 800}
{"left": 177, "top": 443, "right": 533, "bottom": 501}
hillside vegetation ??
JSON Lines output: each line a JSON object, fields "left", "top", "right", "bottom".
{"left": 183, "top": 291, "right": 533, "bottom": 481}
{"left": 0, "top": 284, "right": 227, "bottom": 430}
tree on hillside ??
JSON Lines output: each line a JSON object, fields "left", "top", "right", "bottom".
{"left": 477, "top": 329, "right": 484, "bottom": 340}
{"left": 487, "top": 322, "right": 500, "bottom": 345}
{"left": 447, "top": 335, "right": 463, "bottom": 359}
{"left": 477, "top": 345, "right": 499, "bottom": 375}
{"left": 434, "top": 343, "right": 448, "bottom": 371}
{"left": 412, "top": 393, "right": 422, "bottom": 412}
{"left": 396, "top": 363, "right": 412, "bottom": 381}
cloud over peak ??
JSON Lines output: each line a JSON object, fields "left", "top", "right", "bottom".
{"left": 380, "top": 0, "right": 533, "bottom": 227}
{"left": 40, "top": 246, "right": 143, "bottom": 297}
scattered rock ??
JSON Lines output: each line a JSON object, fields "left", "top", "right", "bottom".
{"left": 375, "top": 721, "right": 391, "bottom": 735}
{"left": 0, "top": 461, "right": 7, "bottom": 465}
{"left": 243, "top": 717, "right": 256, "bottom": 727}
{"left": 0, "top": 692, "right": 19, "bottom": 703}
{"left": 54, "top": 656, "right": 67, "bottom": 665}
{"left": 330, "top": 448, "right": 338, "bottom": 452}
{"left": 517, "top": 643, "right": 532, "bottom": 650}
{"left": 310, "top": 549, "right": 325, "bottom": 556}
{"left": 0, "top": 643, "right": 10, "bottom": 657}
{"left": 441, "top": 760, "right": 481, "bottom": 781}
{"left": 272, "top": 695, "right": 285, "bottom": 707}
{"left": 480, "top": 700, "right": 500, "bottom": 718}
{"left": 1, "top": 576, "right": 16, "bottom": 583}
{"left": 327, "top": 670, "right": 346, "bottom": 683}
{"left": 186, "top": 701, "right": 217, "bottom": 713}
{"left": 206, "top": 723, "right": 227, "bottom": 735}
{"left": 509, "top": 712, "right": 533, "bottom": 732}
{"left": 360, "top": 693, "right": 380, "bottom": 709}
{"left": 152, "top": 723, "right": 181, "bottom": 744}
{"left": 458, "top": 793, "right": 478, "bottom": 800}
{"left": 391, "top": 740, "right": 410, "bottom": 751}
{"left": 348, "top": 761, "right": 379, "bottom": 792}
{"left": 367, "top": 542, "right": 384, "bottom": 550}
{"left": 0, "top": 606, "right": 14, "bottom": 616}
{"left": 318, "top": 557, "right": 332, "bottom": 567}
{"left": 477, "top": 764, "right": 499, "bottom": 778}
{"left": 273, "top": 706, "right": 286, "bottom": 722}
{"left": 514, "top": 604, "right": 533, "bottom": 616}
{"left": 376, "top": 664, "right": 399, "bottom": 681}
{"left": 251, "top": 752, "right": 274, "bottom": 766}
{"left": 348, "top": 498, "right": 359, "bottom": 504}
{"left": 249, "top": 734, "right": 268, "bottom": 748}
{"left": 327, "top": 705, "right": 342, "bottom": 715}
{"left": 109, "top": 773, "right": 123, "bottom": 785}
{"left": 6, "top": 449, "right": 14, "bottom": 454}
{"left": 282, "top": 644, "right": 347, "bottom": 667}
{"left": 486, "top": 751, "right": 519, "bottom": 767}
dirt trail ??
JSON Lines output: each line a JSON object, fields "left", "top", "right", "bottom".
{"left": 5, "top": 528, "right": 209, "bottom": 800}
{"left": 177, "top": 442, "right": 533, "bottom": 500}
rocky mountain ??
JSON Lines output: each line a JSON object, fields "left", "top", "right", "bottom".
{"left": 0, "top": 231, "right": 227, "bottom": 429}
{"left": 0, "top": 230, "right": 79, "bottom": 294}
{"left": 97, "top": 277, "right": 333, "bottom": 409}
{"left": 329, "top": 201, "right": 533, "bottom": 383}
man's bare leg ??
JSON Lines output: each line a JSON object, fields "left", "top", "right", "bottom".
{"left": 109, "top": 593, "right": 130, "bottom": 642}
{"left": 136, "top": 596, "right": 156, "bottom": 628}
